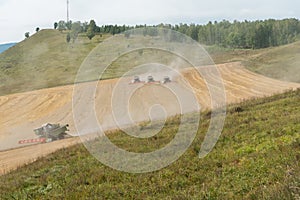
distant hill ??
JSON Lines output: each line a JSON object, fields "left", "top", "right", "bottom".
{"left": 0, "top": 43, "right": 16, "bottom": 54}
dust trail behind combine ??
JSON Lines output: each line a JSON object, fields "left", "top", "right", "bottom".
{"left": 0, "top": 62, "right": 299, "bottom": 175}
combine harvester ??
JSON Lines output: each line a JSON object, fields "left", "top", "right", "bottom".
{"left": 131, "top": 76, "right": 145, "bottom": 84}
{"left": 130, "top": 76, "right": 172, "bottom": 85}
{"left": 162, "top": 76, "right": 172, "bottom": 84}
{"left": 18, "top": 123, "right": 70, "bottom": 145}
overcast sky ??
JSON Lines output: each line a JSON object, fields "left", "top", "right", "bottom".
{"left": 0, "top": 0, "right": 299, "bottom": 44}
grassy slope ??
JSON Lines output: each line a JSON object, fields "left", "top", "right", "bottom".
{"left": 0, "top": 30, "right": 299, "bottom": 96}
{"left": 0, "top": 89, "right": 299, "bottom": 199}
{"left": 206, "top": 41, "right": 300, "bottom": 83}
{"left": 0, "top": 30, "right": 108, "bottom": 95}
{"left": 244, "top": 42, "right": 300, "bottom": 83}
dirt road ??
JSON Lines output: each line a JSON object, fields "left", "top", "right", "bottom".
{"left": 0, "top": 62, "right": 299, "bottom": 175}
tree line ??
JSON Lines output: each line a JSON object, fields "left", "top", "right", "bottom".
{"left": 54, "top": 20, "right": 133, "bottom": 43}
{"left": 177, "top": 18, "right": 300, "bottom": 49}
{"left": 53, "top": 18, "right": 300, "bottom": 49}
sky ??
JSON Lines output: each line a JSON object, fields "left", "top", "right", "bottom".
{"left": 0, "top": 0, "right": 299, "bottom": 44}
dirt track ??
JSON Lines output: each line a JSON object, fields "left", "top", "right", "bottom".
{"left": 1, "top": 62, "right": 299, "bottom": 175}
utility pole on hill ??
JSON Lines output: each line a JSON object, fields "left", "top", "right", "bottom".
{"left": 67, "top": 0, "right": 70, "bottom": 23}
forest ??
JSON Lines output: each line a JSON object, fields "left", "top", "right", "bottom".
{"left": 55, "top": 18, "right": 300, "bottom": 49}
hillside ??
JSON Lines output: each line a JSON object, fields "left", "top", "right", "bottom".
{"left": 0, "top": 29, "right": 108, "bottom": 96}
{"left": 207, "top": 41, "right": 300, "bottom": 83}
{"left": 0, "top": 61, "right": 298, "bottom": 153}
{"left": 0, "top": 43, "right": 16, "bottom": 54}
{"left": 0, "top": 89, "right": 299, "bottom": 199}
{"left": 0, "top": 28, "right": 299, "bottom": 199}
{"left": 0, "top": 29, "right": 299, "bottom": 96}
{"left": 244, "top": 41, "right": 300, "bottom": 83}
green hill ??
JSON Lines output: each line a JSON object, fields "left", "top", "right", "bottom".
{"left": 0, "top": 89, "right": 299, "bottom": 199}
{"left": 0, "top": 29, "right": 299, "bottom": 96}
{"left": 244, "top": 41, "right": 300, "bottom": 83}
{"left": 0, "top": 29, "right": 108, "bottom": 95}
{"left": 207, "top": 41, "right": 300, "bottom": 83}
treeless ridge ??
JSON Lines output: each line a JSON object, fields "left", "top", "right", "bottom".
{"left": 0, "top": 62, "right": 299, "bottom": 175}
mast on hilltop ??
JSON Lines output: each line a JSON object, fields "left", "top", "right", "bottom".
{"left": 67, "top": 0, "right": 70, "bottom": 23}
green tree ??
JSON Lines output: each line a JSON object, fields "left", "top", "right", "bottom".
{"left": 89, "top": 20, "right": 97, "bottom": 32}
{"left": 86, "top": 28, "right": 95, "bottom": 40}
{"left": 86, "top": 20, "right": 96, "bottom": 40}
{"left": 82, "top": 22, "right": 88, "bottom": 32}
{"left": 58, "top": 21, "right": 66, "bottom": 32}
{"left": 70, "top": 21, "right": 82, "bottom": 42}
{"left": 54, "top": 22, "right": 58, "bottom": 30}
{"left": 25, "top": 32, "right": 30, "bottom": 39}
{"left": 66, "top": 20, "right": 72, "bottom": 30}
{"left": 186, "top": 24, "right": 198, "bottom": 41}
